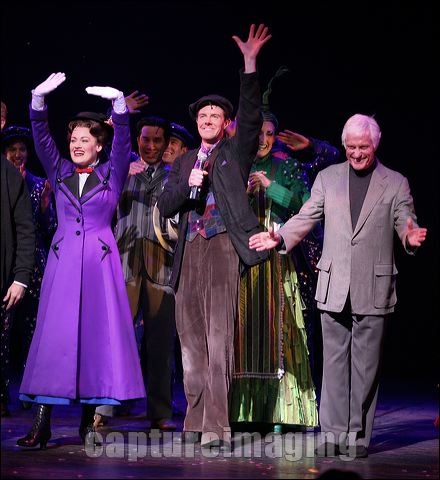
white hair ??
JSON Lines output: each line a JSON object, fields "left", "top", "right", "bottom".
{"left": 341, "top": 114, "right": 381, "bottom": 150}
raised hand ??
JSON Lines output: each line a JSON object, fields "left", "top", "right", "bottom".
{"left": 85, "top": 86, "right": 122, "bottom": 100}
{"left": 232, "top": 23, "right": 272, "bottom": 71}
{"left": 277, "top": 130, "right": 311, "bottom": 152}
{"left": 125, "top": 90, "right": 149, "bottom": 114}
{"left": 33, "top": 72, "right": 66, "bottom": 97}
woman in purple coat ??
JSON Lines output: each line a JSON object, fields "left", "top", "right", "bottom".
{"left": 17, "top": 73, "right": 146, "bottom": 449}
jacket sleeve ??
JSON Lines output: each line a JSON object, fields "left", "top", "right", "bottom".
{"left": 9, "top": 164, "right": 35, "bottom": 286}
{"left": 234, "top": 70, "right": 262, "bottom": 172}
{"left": 157, "top": 153, "right": 191, "bottom": 218}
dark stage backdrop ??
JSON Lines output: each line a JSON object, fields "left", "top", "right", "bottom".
{"left": 1, "top": 1, "right": 437, "bottom": 380}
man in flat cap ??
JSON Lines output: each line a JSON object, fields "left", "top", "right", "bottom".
{"left": 162, "top": 122, "right": 194, "bottom": 165}
{"left": 158, "top": 23, "right": 271, "bottom": 451}
{"left": 152, "top": 122, "right": 194, "bottom": 253}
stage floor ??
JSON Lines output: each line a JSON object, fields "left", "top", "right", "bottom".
{"left": 2, "top": 375, "right": 438, "bottom": 479}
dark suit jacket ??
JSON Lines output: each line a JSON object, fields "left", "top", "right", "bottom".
{"left": 0, "top": 155, "right": 35, "bottom": 294}
{"left": 157, "top": 71, "right": 269, "bottom": 290}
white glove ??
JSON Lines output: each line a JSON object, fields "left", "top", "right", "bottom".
{"left": 86, "top": 86, "right": 127, "bottom": 114}
{"left": 32, "top": 72, "right": 66, "bottom": 111}
{"left": 33, "top": 72, "right": 66, "bottom": 97}
{"left": 85, "top": 86, "right": 121, "bottom": 100}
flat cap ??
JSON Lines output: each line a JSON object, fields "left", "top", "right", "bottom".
{"left": 170, "top": 122, "right": 194, "bottom": 147}
{"left": 188, "top": 94, "right": 233, "bottom": 120}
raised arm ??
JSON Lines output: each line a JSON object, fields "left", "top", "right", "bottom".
{"left": 30, "top": 73, "right": 67, "bottom": 183}
{"left": 86, "top": 86, "right": 131, "bottom": 189}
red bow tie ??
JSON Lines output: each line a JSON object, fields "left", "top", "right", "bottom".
{"left": 75, "top": 167, "right": 94, "bottom": 174}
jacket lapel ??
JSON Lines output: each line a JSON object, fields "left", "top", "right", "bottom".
{"left": 338, "top": 163, "right": 353, "bottom": 234}
{"left": 60, "top": 166, "right": 110, "bottom": 207}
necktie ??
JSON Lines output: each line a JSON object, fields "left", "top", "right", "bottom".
{"left": 75, "top": 166, "right": 94, "bottom": 174}
{"left": 145, "top": 165, "right": 155, "bottom": 180}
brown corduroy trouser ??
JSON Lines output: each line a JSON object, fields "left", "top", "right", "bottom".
{"left": 175, "top": 232, "right": 239, "bottom": 444}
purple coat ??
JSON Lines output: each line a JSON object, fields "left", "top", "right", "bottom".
{"left": 20, "top": 107, "right": 146, "bottom": 403}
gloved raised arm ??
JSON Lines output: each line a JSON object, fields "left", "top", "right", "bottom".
{"left": 31, "top": 72, "right": 66, "bottom": 110}
{"left": 85, "top": 86, "right": 127, "bottom": 114}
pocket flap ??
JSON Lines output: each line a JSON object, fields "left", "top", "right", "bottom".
{"left": 316, "top": 258, "right": 331, "bottom": 272}
{"left": 374, "top": 263, "right": 398, "bottom": 276}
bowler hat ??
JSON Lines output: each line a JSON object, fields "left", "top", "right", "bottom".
{"left": 170, "top": 123, "right": 194, "bottom": 147}
{"left": 188, "top": 94, "right": 233, "bottom": 120}
{"left": 70, "top": 111, "right": 113, "bottom": 137}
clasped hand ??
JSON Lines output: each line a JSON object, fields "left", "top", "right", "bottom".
{"left": 188, "top": 168, "right": 207, "bottom": 188}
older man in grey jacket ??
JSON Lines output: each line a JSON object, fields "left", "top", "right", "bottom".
{"left": 249, "top": 113, "right": 427, "bottom": 459}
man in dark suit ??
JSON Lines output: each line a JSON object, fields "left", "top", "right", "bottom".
{"left": 157, "top": 23, "right": 271, "bottom": 451}
{"left": 1, "top": 155, "right": 35, "bottom": 416}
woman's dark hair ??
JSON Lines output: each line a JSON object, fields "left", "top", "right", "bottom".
{"left": 67, "top": 119, "right": 113, "bottom": 147}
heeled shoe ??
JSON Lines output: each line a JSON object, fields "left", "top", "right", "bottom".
{"left": 17, "top": 404, "right": 52, "bottom": 450}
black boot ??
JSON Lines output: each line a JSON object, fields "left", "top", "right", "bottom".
{"left": 17, "top": 404, "right": 52, "bottom": 450}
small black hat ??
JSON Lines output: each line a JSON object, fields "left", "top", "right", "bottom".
{"left": 73, "top": 111, "right": 109, "bottom": 123}
{"left": 70, "top": 111, "right": 113, "bottom": 137}
{"left": 188, "top": 94, "right": 233, "bottom": 120}
{"left": 170, "top": 123, "right": 194, "bottom": 147}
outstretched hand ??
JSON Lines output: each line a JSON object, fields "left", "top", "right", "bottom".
{"left": 125, "top": 90, "right": 149, "bottom": 114}
{"left": 406, "top": 217, "right": 427, "bottom": 247}
{"left": 249, "top": 226, "right": 281, "bottom": 252}
{"left": 33, "top": 72, "right": 66, "bottom": 97}
{"left": 86, "top": 86, "right": 122, "bottom": 100}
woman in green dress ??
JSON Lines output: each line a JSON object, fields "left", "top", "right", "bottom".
{"left": 231, "top": 110, "right": 339, "bottom": 430}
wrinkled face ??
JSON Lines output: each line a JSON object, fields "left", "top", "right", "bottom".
{"left": 257, "top": 120, "right": 276, "bottom": 158}
{"left": 5, "top": 140, "right": 28, "bottom": 169}
{"left": 196, "top": 105, "right": 230, "bottom": 143}
{"left": 69, "top": 126, "right": 102, "bottom": 167}
{"left": 162, "top": 136, "right": 187, "bottom": 164}
{"left": 344, "top": 132, "right": 375, "bottom": 171}
{"left": 137, "top": 125, "right": 167, "bottom": 165}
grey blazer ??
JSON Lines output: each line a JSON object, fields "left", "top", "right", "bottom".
{"left": 278, "top": 160, "right": 418, "bottom": 315}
